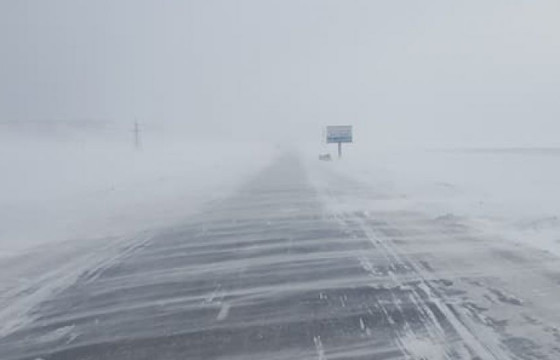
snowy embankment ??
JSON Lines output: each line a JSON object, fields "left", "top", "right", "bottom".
{"left": 0, "top": 135, "right": 276, "bottom": 257}
{"left": 315, "top": 146, "right": 560, "bottom": 257}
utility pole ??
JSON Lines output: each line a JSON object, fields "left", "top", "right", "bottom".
{"left": 133, "top": 120, "right": 142, "bottom": 150}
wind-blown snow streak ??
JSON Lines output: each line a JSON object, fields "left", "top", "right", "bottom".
{"left": 0, "top": 232, "right": 152, "bottom": 339}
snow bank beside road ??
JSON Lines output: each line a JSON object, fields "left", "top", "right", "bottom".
{"left": 0, "top": 135, "right": 276, "bottom": 257}
{"left": 312, "top": 145, "right": 560, "bottom": 256}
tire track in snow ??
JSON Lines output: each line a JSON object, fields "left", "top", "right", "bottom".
{"left": 310, "top": 164, "right": 514, "bottom": 360}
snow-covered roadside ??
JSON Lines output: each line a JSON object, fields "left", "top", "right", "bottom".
{"left": 0, "top": 135, "right": 277, "bottom": 257}
{"left": 306, "top": 145, "right": 560, "bottom": 257}
{"left": 305, "top": 149, "right": 560, "bottom": 359}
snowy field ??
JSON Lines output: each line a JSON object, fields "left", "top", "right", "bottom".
{"left": 4, "top": 136, "right": 557, "bottom": 260}
{"left": 315, "top": 145, "right": 560, "bottom": 257}
{"left": 0, "top": 134, "right": 277, "bottom": 258}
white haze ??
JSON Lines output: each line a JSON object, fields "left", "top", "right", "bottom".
{"left": 1, "top": 1, "right": 560, "bottom": 256}
{"left": 2, "top": 1, "right": 560, "bottom": 146}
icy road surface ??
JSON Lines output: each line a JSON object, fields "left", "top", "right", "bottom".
{"left": 2, "top": 155, "right": 560, "bottom": 359}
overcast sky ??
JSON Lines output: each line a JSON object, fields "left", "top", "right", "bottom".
{"left": 1, "top": 1, "right": 559, "bottom": 147}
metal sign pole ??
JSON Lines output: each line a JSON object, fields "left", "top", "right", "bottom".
{"left": 338, "top": 142, "right": 342, "bottom": 158}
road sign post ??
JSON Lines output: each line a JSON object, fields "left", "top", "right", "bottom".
{"left": 326, "top": 126, "right": 352, "bottom": 159}
{"left": 338, "top": 142, "right": 342, "bottom": 158}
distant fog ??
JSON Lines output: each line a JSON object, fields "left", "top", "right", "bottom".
{"left": 2, "top": 1, "right": 560, "bottom": 147}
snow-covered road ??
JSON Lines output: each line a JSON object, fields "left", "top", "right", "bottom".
{"left": 2, "top": 155, "right": 560, "bottom": 359}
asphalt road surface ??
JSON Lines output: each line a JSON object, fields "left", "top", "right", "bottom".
{"left": 2, "top": 155, "right": 560, "bottom": 359}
